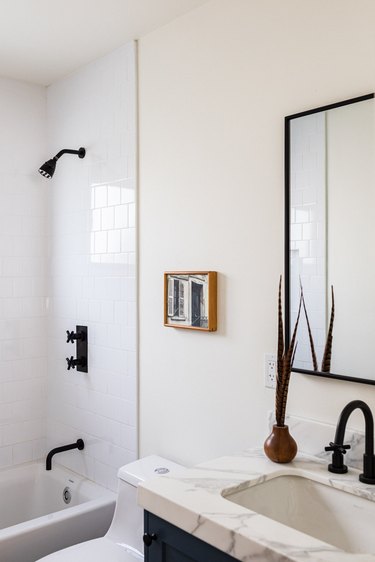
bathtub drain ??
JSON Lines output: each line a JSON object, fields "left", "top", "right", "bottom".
{"left": 63, "top": 486, "right": 72, "bottom": 504}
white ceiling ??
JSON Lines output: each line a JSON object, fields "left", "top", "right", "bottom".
{"left": 0, "top": 0, "right": 208, "bottom": 85}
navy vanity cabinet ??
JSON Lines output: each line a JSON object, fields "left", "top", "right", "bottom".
{"left": 144, "top": 512, "right": 239, "bottom": 562}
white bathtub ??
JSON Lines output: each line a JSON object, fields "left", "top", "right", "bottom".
{"left": 0, "top": 461, "right": 116, "bottom": 562}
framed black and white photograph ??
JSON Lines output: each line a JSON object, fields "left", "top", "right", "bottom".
{"left": 164, "top": 271, "right": 217, "bottom": 331}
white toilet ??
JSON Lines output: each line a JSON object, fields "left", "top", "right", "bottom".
{"left": 36, "top": 455, "right": 182, "bottom": 562}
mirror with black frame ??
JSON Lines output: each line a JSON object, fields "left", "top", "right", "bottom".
{"left": 285, "top": 93, "right": 375, "bottom": 385}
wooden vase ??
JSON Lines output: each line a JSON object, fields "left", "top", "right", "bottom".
{"left": 263, "top": 424, "right": 297, "bottom": 463}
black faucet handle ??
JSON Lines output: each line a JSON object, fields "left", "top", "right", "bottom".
{"left": 325, "top": 442, "right": 351, "bottom": 454}
{"left": 66, "top": 330, "right": 75, "bottom": 343}
{"left": 66, "top": 356, "right": 76, "bottom": 370}
{"left": 325, "top": 442, "right": 350, "bottom": 474}
{"left": 66, "top": 356, "right": 86, "bottom": 371}
{"left": 66, "top": 330, "right": 84, "bottom": 343}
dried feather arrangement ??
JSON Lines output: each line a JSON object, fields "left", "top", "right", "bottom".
{"left": 264, "top": 276, "right": 301, "bottom": 463}
{"left": 302, "top": 284, "right": 335, "bottom": 373}
{"left": 275, "top": 276, "right": 302, "bottom": 427}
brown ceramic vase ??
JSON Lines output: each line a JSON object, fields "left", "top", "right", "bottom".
{"left": 263, "top": 424, "right": 297, "bottom": 463}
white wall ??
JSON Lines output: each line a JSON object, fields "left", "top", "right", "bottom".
{"left": 138, "top": 0, "right": 375, "bottom": 465}
{"left": 0, "top": 78, "right": 47, "bottom": 468}
{"left": 46, "top": 44, "right": 137, "bottom": 490}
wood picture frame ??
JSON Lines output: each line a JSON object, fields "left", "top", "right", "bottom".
{"left": 164, "top": 271, "right": 217, "bottom": 332}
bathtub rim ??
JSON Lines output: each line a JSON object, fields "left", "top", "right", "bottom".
{"left": 0, "top": 460, "right": 117, "bottom": 540}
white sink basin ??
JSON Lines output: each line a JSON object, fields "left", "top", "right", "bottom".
{"left": 224, "top": 474, "right": 375, "bottom": 554}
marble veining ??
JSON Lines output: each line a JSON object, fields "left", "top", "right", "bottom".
{"left": 138, "top": 448, "right": 375, "bottom": 562}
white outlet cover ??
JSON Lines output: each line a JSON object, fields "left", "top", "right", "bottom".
{"left": 264, "top": 353, "right": 276, "bottom": 389}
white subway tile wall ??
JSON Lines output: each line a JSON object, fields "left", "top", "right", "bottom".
{"left": 46, "top": 43, "right": 137, "bottom": 490}
{"left": 0, "top": 79, "right": 48, "bottom": 468}
{"left": 0, "top": 45, "right": 136, "bottom": 488}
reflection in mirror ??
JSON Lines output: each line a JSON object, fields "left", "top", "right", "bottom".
{"left": 286, "top": 94, "right": 375, "bottom": 383}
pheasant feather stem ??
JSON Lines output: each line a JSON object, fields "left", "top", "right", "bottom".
{"left": 300, "top": 280, "right": 318, "bottom": 371}
{"left": 321, "top": 286, "right": 335, "bottom": 372}
{"left": 275, "top": 277, "right": 302, "bottom": 427}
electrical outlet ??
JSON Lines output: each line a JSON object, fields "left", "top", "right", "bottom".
{"left": 264, "top": 354, "right": 276, "bottom": 389}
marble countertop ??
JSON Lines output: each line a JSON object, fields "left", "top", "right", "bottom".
{"left": 138, "top": 450, "right": 375, "bottom": 562}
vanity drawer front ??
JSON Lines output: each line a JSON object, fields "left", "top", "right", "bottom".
{"left": 144, "top": 512, "right": 238, "bottom": 562}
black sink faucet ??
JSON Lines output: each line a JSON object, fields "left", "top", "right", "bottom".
{"left": 325, "top": 400, "right": 375, "bottom": 485}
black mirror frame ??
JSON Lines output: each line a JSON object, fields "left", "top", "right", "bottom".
{"left": 284, "top": 92, "right": 375, "bottom": 386}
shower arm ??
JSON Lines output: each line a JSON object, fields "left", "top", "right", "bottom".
{"left": 54, "top": 147, "right": 86, "bottom": 161}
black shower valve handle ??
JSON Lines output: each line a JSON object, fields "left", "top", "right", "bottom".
{"left": 66, "top": 356, "right": 76, "bottom": 370}
{"left": 66, "top": 330, "right": 85, "bottom": 344}
{"left": 66, "top": 356, "right": 86, "bottom": 371}
{"left": 66, "top": 331, "right": 74, "bottom": 344}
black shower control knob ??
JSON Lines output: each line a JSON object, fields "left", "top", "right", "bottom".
{"left": 66, "top": 330, "right": 84, "bottom": 343}
{"left": 66, "top": 331, "right": 75, "bottom": 343}
{"left": 143, "top": 533, "right": 157, "bottom": 547}
{"left": 66, "top": 356, "right": 76, "bottom": 370}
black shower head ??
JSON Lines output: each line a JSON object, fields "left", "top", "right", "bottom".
{"left": 38, "top": 158, "right": 57, "bottom": 179}
{"left": 38, "top": 147, "right": 86, "bottom": 179}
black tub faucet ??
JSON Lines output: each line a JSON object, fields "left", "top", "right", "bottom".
{"left": 325, "top": 400, "right": 375, "bottom": 485}
{"left": 46, "top": 439, "right": 84, "bottom": 470}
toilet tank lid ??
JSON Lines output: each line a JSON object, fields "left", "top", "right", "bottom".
{"left": 118, "top": 455, "right": 184, "bottom": 486}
